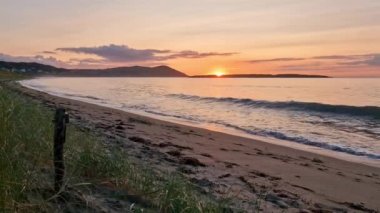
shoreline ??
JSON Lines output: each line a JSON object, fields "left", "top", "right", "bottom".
{"left": 9, "top": 81, "right": 380, "bottom": 212}
{"left": 20, "top": 79, "right": 380, "bottom": 168}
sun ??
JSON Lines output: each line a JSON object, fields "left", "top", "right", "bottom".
{"left": 212, "top": 68, "right": 226, "bottom": 77}
{"left": 215, "top": 72, "right": 224, "bottom": 77}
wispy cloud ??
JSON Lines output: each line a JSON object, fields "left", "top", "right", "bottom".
{"left": 248, "top": 53, "right": 380, "bottom": 74}
{"left": 311, "top": 55, "right": 357, "bottom": 60}
{"left": 366, "top": 54, "right": 380, "bottom": 66}
{"left": 56, "top": 44, "right": 236, "bottom": 62}
{"left": 247, "top": 53, "right": 380, "bottom": 65}
{"left": 57, "top": 44, "right": 169, "bottom": 62}
{"left": 0, "top": 44, "right": 236, "bottom": 69}
{"left": 40, "top": 51, "right": 57, "bottom": 55}
{"left": 162, "top": 50, "right": 236, "bottom": 60}
{"left": 247, "top": 57, "right": 305, "bottom": 63}
{"left": 278, "top": 62, "right": 333, "bottom": 72}
{"left": 339, "top": 54, "right": 380, "bottom": 66}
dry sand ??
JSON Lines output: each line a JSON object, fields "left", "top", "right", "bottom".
{"left": 10, "top": 82, "right": 380, "bottom": 212}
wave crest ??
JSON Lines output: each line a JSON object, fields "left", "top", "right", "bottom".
{"left": 168, "top": 94, "right": 380, "bottom": 119}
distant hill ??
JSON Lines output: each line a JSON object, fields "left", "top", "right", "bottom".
{"left": 0, "top": 61, "right": 187, "bottom": 77}
{"left": 191, "top": 74, "right": 330, "bottom": 78}
{"left": 64, "top": 66, "right": 187, "bottom": 77}
{"left": 0, "top": 61, "right": 66, "bottom": 75}
{"left": 0, "top": 61, "right": 330, "bottom": 78}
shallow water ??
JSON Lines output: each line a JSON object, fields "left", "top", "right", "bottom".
{"left": 21, "top": 77, "right": 380, "bottom": 161}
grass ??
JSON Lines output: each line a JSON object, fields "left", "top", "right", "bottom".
{"left": 0, "top": 71, "right": 26, "bottom": 81}
{"left": 0, "top": 78, "right": 232, "bottom": 212}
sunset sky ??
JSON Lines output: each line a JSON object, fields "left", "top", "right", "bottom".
{"left": 1, "top": 0, "right": 380, "bottom": 77}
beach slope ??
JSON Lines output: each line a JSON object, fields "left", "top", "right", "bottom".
{"left": 10, "top": 82, "right": 380, "bottom": 212}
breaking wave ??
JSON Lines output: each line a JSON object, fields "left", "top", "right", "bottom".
{"left": 122, "top": 103, "right": 380, "bottom": 159}
{"left": 168, "top": 94, "right": 380, "bottom": 119}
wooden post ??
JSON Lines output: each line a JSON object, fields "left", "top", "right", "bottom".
{"left": 53, "top": 108, "right": 69, "bottom": 192}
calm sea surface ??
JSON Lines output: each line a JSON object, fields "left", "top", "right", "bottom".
{"left": 21, "top": 77, "right": 380, "bottom": 162}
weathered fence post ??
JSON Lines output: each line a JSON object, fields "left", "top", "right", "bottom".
{"left": 53, "top": 108, "right": 69, "bottom": 192}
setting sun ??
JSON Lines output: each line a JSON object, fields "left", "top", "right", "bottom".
{"left": 212, "top": 68, "right": 226, "bottom": 77}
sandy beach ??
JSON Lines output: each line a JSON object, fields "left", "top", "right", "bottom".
{"left": 9, "top": 82, "right": 380, "bottom": 212}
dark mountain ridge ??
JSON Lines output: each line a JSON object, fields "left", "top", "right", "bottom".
{"left": 0, "top": 61, "right": 187, "bottom": 77}
{"left": 0, "top": 60, "right": 330, "bottom": 78}
{"left": 0, "top": 61, "right": 66, "bottom": 75}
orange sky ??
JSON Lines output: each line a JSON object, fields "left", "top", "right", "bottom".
{"left": 0, "top": 0, "right": 380, "bottom": 77}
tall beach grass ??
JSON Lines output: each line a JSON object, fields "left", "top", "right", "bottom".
{"left": 0, "top": 80, "right": 232, "bottom": 212}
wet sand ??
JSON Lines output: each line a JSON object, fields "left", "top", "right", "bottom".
{"left": 10, "top": 82, "right": 380, "bottom": 212}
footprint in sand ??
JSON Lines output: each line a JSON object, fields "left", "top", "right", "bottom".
{"left": 223, "top": 161, "right": 238, "bottom": 168}
{"left": 218, "top": 173, "right": 231, "bottom": 179}
{"left": 336, "top": 172, "right": 345, "bottom": 177}
{"left": 312, "top": 158, "right": 324, "bottom": 164}
{"left": 166, "top": 150, "right": 181, "bottom": 157}
{"left": 200, "top": 153, "right": 212, "bottom": 158}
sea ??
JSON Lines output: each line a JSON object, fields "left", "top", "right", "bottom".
{"left": 21, "top": 77, "right": 380, "bottom": 165}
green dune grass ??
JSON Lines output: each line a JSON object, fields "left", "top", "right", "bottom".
{"left": 0, "top": 77, "right": 232, "bottom": 212}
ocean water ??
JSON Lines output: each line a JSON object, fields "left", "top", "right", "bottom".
{"left": 21, "top": 77, "right": 380, "bottom": 162}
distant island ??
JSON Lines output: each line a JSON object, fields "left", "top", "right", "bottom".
{"left": 0, "top": 61, "right": 329, "bottom": 78}
{"left": 191, "top": 74, "right": 330, "bottom": 78}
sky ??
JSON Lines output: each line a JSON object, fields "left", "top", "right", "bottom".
{"left": 1, "top": 0, "right": 380, "bottom": 77}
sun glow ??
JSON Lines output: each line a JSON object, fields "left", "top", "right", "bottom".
{"left": 212, "top": 68, "right": 226, "bottom": 77}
